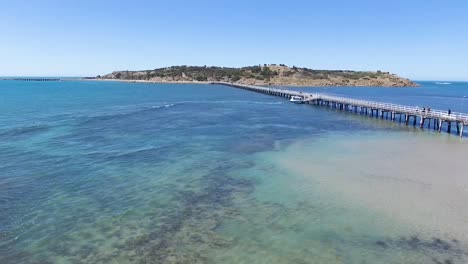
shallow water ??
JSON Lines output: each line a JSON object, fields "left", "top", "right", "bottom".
{"left": 248, "top": 134, "right": 468, "bottom": 263}
{"left": 0, "top": 80, "right": 467, "bottom": 263}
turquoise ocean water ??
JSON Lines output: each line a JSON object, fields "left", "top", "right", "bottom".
{"left": 1, "top": 80, "right": 467, "bottom": 263}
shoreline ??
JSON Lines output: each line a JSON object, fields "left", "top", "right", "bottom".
{"left": 80, "top": 78, "right": 419, "bottom": 88}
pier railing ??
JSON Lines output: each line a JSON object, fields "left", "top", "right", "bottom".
{"left": 213, "top": 82, "right": 468, "bottom": 136}
{"left": 226, "top": 84, "right": 468, "bottom": 124}
{"left": 316, "top": 94, "right": 468, "bottom": 123}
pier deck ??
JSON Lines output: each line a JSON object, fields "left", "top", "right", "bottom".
{"left": 215, "top": 82, "right": 468, "bottom": 137}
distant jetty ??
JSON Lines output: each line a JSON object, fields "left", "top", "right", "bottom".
{"left": 1, "top": 78, "right": 61, "bottom": 82}
{"left": 97, "top": 64, "right": 419, "bottom": 87}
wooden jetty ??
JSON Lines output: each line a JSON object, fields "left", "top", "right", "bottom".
{"left": 0, "top": 78, "right": 61, "bottom": 81}
{"left": 214, "top": 82, "right": 468, "bottom": 137}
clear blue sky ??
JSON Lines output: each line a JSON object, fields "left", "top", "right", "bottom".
{"left": 1, "top": 0, "right": 467, "bottom": 80}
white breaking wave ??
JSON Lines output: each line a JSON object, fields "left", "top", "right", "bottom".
{"left": 151, "top": 103, "right": 176, "bottom": 108}
{"left": 435, "top": 82, "right": 451, "bottom": 85}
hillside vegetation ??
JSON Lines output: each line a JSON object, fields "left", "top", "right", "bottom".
{"left": 99, "top": 64, "right": 418, "bottom": 87}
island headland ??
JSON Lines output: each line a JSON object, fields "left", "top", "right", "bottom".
{"left": 97, "top": 64, "right": 418, "bottom": 87}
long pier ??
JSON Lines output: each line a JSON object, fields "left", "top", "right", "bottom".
{"left": 215, "top": 82, "right": 468, "bottom": 137}
{"left": 0, "top": 78, "right": 61, "bottom": 81}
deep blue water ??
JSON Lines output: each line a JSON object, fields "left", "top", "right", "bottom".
{"left": 0, "top": 80, "right": 467, "bottom": 263}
